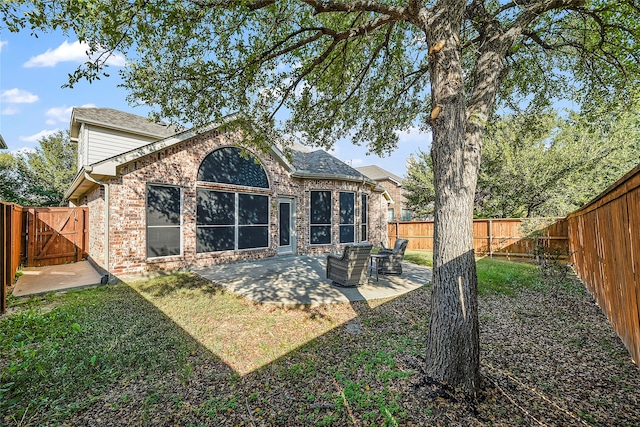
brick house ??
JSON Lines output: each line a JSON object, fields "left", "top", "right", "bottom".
{"left": 356, "top": 165, "right": 412, "bottom": 222}
{"left": 64, "top": 108, "right": 387, "bottom": 277}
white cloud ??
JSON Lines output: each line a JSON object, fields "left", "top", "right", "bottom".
{"left": 1, "top": 88, "right": 39, "bottom": 104}
{"left": 24, "top": 40, "right": 126, "bottom": 68}
{"left": 20, "top": 129, "right": 59, "bottom": 143}
{"left": 397, "top": 126, "right": 432, "bottom": 146}
{"left": 2, "top": 106, "right": 19, "bottom": 115}
{"left": 45, "top": 103, "right": 96, "bottom": 125}
{"left": 0, "top": 40, "right": 7, "bottom": 52}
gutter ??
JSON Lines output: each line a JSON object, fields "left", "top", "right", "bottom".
{"left": 83, "top": 168, "right": 111, "bottom": 283}
{"left": 290, "top": 171, "right": 381, "bottom": 188}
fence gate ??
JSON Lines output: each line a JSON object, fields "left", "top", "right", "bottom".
{"left": 26, "top": 207, "right": 88, "bottom": 267}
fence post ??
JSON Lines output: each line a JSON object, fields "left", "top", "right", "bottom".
{"left": 489, "top": 219, "right": 493, "bottom": 258}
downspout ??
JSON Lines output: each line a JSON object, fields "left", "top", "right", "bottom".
{"left": 84, "top": 168, "right": 111, "bottom": 282}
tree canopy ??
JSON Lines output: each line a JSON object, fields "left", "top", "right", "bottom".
{"left": 3, "top": 1, "right": 639, "bottom": 148}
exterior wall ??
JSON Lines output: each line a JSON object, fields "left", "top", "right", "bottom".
{"left": 97, "top": 130, "right": 385, "bottom": 276}
{"left": 83, "top": 125, "right": 158, "bottom": 169}
{"left": 86, "top": 186, "right": 106, "bottom": 269}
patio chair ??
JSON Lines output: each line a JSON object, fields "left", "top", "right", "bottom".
{"left": 326, "top": 243, "right": 373, "bottom": 287}
{"left": 378, "top": 238, "right": 409, "bottom": 275}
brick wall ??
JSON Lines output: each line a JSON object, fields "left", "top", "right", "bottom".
{"left": 87, "top": 130, "right": 386, "bottom": 276}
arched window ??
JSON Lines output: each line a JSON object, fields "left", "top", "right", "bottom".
{"left": 197, "top": 147, "right": 269, "bottom": 188}
{"left": 196, "top": 147, "right": 270, "bottom": 253}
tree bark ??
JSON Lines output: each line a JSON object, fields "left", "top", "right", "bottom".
{"left": 424, "top": 6, "right": 481, "bottom": 395}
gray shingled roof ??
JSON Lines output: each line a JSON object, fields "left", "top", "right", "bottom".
{"left": 291, "top": 149, "right": 367, "bottom": 179}
{"left": 72, "top": 108, "right": 179, "bottom": 138}
{"left": 356, "top": 165, "right": 404, "bottom": 184}
{"left": 0, "top": 134, "right": 6, "bottom": 149}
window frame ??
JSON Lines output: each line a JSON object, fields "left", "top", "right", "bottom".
{"left": 360, "top": 193, "right": 368, "bottom": 242}
{"left": 196, "top": 188, "right": 270, "bottom": 253}
{"left": 146, "top": 183, "right": 183, "bottom": 259}
{"left": 339, "top": 191, "right": 355, "bottom": 244}
{"left": 309, "top": 190, "right": 332, "bottom": 245}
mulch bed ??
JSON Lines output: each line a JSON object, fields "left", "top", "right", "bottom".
{"left": 66, "top": 279, "right": 639, "bottom": 426}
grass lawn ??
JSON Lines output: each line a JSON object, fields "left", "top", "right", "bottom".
{"left": 1, "top": 254, "right": 639, "bottom": 426}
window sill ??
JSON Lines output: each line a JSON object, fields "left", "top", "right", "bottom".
{"left": 146, "top": 255, "right": 184, "bottom": 263}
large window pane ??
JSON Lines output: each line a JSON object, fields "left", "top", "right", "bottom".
{"left": 197, "top": 227, "right": 235, "bottom": 252}
{"left": 238, "top": 226, "right": 269, "bottom": 249}
{"left": 147, "top": 185, "right": 180, "bottom": 226}
{"left": 361, "top": 194, "right": 368, "bottom": 242}
{"left": 197, "top": 147, "right": 269, "bottom": 188}
{"left": 340, "top": 225, "right": 355, "bottom": 244}
{"left": 310, "top": 191, "right": 331, "bottom": 225}
{"left": 147, "top": 227, "right": 181, "bottom": 257}
{"left": 339, "top": 192, "right": 354, "bottom": 225}
{"left": 310, "top": 225, "right": 331, "bottom": 245}
{"left": 197, "top": 189, "right": 235, "bottom": 225}
{"left": 238, "top": 194, "right": 268, "bottom": 225}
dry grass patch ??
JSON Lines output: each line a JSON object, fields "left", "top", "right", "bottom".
{"left": 128, "top": 273, "right": 365, "bottom": 374}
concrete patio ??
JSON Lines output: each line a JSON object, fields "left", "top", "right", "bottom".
{"left": 12, "top": 261, "right": 104, "bottom": 297}
{"left": 193, "top": 254, "right": 432, "bottom": 306}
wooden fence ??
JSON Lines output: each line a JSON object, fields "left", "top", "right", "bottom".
{"left": 0, "top": 204, "right": 88, "bottom": 314}
{"left": 567, "top": 163, "right": 640, "bottom": 365}
{"left": 1, "top": 202, "right": 24, "bottom": 314}
{"left": 388, "top": 218, "right": 568, "bottom": 258}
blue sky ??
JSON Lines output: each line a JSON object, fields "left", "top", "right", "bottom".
{"left": 0, "top": 30, "right": 430, "bottom": 178}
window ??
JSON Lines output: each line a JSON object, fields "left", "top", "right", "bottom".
{"left": 197, "top": 189, "right": 269, "bottom": 252}
{"left": 387, "top": 208, "right": 395, "bottom": 222}
{"left": 310, "top": 190, "right": 331, "bottom": 245}
{"left": 339, "top": 192, "right": 355, "bottom": 243}
{"left": 196, "top": 147, "right": 270, "bottom": 253}
{"left": 198, "top": 147, "right": 269, "bottom": 188}
{"left": 401, "top": 209, "right": 412, "bottom": 221}
{"left": 146, "top": 184, "right": 181, "bottom": 257}
{"left": 360, "top": 194, "right": 368, "bottom": 242}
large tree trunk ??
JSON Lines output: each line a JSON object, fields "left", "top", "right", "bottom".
{"left": 424, "top": 10, "right": 482, "bottom": 395}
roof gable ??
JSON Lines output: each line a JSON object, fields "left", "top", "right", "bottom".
{"left": 70, "top": 107, "right": 180, "bottom": 140}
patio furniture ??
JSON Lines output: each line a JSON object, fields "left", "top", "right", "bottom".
{"left": 368, "top": 253, "right": 390, "bottom": 282}
{"left": 378, "top": 238, "right": 409, "bottom": 275}
{"left": 326, "top": 243, "right": 373, "bottom": 287}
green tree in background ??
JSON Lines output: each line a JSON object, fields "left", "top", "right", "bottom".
{"left": 404, "top": 150, "right": 435, "bottom": 219}
{"left": 0, "top": 131, "right": 76, "bottom": 206}
{"left": 476, "top": 103, "right": 640, "bottom": 218}
{"left": 3, "top": 0, "right": 639, "bottom": 394}
{"left": 0, "top": 152, "right": 32, "bottom": 205}
{"left": 20, "top": 130, "right": 78, "bottom": 206}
